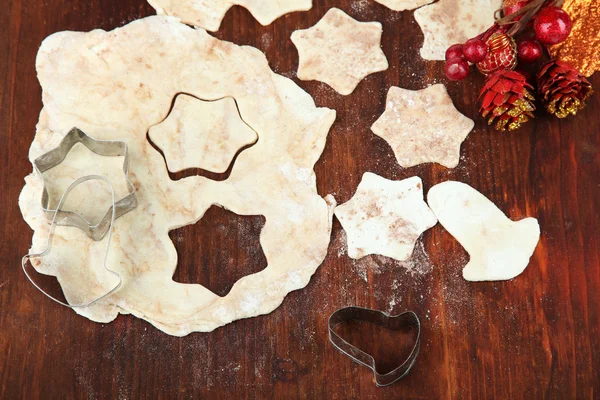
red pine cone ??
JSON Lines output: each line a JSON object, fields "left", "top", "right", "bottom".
{"left": 479, "top": 70, "right": 536, "bottom": 131}
{"left": 537, "top": 60, "right": 594, "bottom": 118}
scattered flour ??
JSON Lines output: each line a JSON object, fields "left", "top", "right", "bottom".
{"left": 396, "top": 240, "right": 432, "bottom": 276}
{"left": 331, "top": 228, "right": 433, "bottom": 278}
{"left": 351, "top": 0, "right": 371, "bottom": 14}
{"left": 260, "top": 32, "right": 273, "bottom": 49}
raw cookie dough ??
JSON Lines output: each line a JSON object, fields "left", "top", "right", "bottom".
{"left": 291, "top": 8, "right": 389, "bottom": 95}
{"left": 371, "top": 84, "right": 474, "bottom": 168}
{"left": 334, "top": 173, "right": 437, "bottom": 261}
{"left": 374, "top": 0, "right": 434, "bottom": 12}
{"left": 148, "top": 94, "right": 257, "bottom": 173}
{"left": 19, "top": 16, "right": 337, "bottom": 335}
{"left": 148, "top": 0, "right": 312, "bottom": 32}
{"left": 427, "top": 181, "right": 540, "bottom": 281}
{"left": 414, "top": 0, "right": 503, "bottom": 60}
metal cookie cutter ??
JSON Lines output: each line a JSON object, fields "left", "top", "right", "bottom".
{"left": 328, "top": 306, "right": 421, "bottom": 387}
{"left": 33, "top": 127, "right": 137, "bottom": 241}
{"left": 22, "top": 127, "right": 138, "bottom": 307}
{"left": 22, "top": 176, "right": 122, "bottom": 307}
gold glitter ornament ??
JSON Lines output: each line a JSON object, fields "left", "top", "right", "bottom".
{"left": 502, "top": 0, "right": 521, "bottom": 8}
{"left": 547, "top": 0, "right": 600, "bottom": 77}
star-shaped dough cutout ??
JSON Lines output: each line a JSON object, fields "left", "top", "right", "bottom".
{"left": 291, "top": 8, "right": 389, "bottom": 95}
{"left": 335, "top": 173, "right": 437, "bottom": 261}
{"left": 148, "top": 0, "right": 312, "bottom": 32}
{"left": 375, "top": 0, "right": 434, "bottom": 11}
{"left": 148, "top": 95, "right": 257, "bottom": 173}
{"left": 371, "top": 84, "right": 474, "bottom": 168}
{"left": 414, "top": 0, "right": 502, "bottom": 60}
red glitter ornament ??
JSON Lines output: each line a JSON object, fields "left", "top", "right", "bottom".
{"left": 463, "top": 38, "right": 488, "bottom": 63}
{"left": 517, "top": 39, "right": 543, "bottom": 63}
{"left": 534, "top": 6, "right": 572, "bottom": 45}
{"left": 445, "top": 59, "right": 469, "bottom": 81}
{"left": 476, "top": 32, "right": 518, "bottom": 76}
{"left": 445, "top": 44, "right": 464, "bottom": 61}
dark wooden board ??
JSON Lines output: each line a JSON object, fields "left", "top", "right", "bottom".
{"left": 1, "top": 0, "right": 599, "bottom": 398}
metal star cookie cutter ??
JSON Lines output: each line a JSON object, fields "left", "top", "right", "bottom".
{"left": 328, "top": 306, "right": 421, "bottom": 387}
{"left": 22, "top": 175, "right": 122, "bottom": 308}
{"left": 33, "top": 127, "right": 137, "bottom": 241}
{"left": 21, "top": 127, "right": 137, "bottom": 307}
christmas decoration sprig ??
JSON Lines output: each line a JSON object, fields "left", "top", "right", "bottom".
{"left": 444, "top": 0, "right": 594, "bottom": 131}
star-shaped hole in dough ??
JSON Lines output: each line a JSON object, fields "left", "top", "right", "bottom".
{"left": 291, "top": 8, "right": 389, "bottom": 95}
{"left": 375, "top": 0, "right": 434, "bottom": 11}
{"left": 148, "top": 94, "right": 257, "bottom": 173}
{"left": 371, "top": 84, "right": 474, "bottom": 169}
{"left": 335, "top": 173, "right": 437, "bottom": 261}
{"left": 414, "top": 0, "right": 502, "bottom": 60}
{"left": 147, "top": 0, "right": 312, "bottom": 32}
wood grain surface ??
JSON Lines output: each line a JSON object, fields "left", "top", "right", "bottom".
{"left": 1, "top": 0, "right": 599, "bottom": 398}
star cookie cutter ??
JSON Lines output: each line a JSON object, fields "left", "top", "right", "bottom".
{"left": 33, "top": 127, "right": 137, "bottom": 241}
{"left": 22, "top": 175, "right": 122, "bottom": 308}
{"left": 21, "top": 127, "right": 137, "bottom": 307}
{"left": 328, "top": 306, "right": 421, "bottom": 387}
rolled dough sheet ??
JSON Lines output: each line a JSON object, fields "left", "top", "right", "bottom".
{"left": 20, "top": 16, "right": 336, "bottom": 335}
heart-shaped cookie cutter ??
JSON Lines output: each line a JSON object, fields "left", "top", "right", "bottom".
{"left": 328, "top": 306, "right": 421, "bottom": 387}
{"left": 22, "top": 175, "right": 122, "bottom": 308}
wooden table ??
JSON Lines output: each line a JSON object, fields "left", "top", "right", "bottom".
{"left": 1, "top": 1, "right": 598, "bottom": 398}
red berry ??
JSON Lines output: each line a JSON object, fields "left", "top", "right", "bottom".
{"left": 463, "top": 38, "right": 488, "bottom": 63}
{"left": 445, "top": 44, "right": 464, "bottom": 61}
{"left": 504, "top": 1, "right": 529, "bottom": 18}
{"left": 445, "top": 59, "right": 469, "bottom": 81}
{"left": 534, "top": 7, "right": 572, "bottom": 45}
{"left": 517, "top": 39, "right": 543, "bottom": 63}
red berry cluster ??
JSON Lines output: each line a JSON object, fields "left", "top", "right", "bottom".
{"left": 445, "top": 39, "right": 488, "bottom": 80}
{"left": 444, "top": 0, "right": 572, "bottom": 81}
